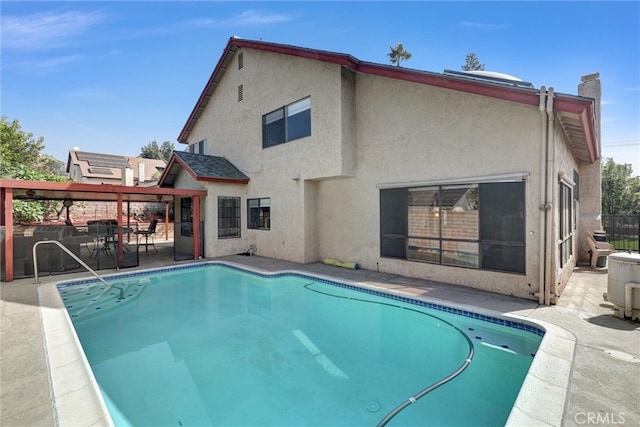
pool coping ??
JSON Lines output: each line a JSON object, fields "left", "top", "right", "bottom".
{"left": 38, "top": 260, "right": 575, "bottom": 427}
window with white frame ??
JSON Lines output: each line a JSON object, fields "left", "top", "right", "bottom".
{"left": 218, "top": 197, "right": 240, "bottom": 238}
{"left": 263, "top": 97, "right": 311, "bottom": 148}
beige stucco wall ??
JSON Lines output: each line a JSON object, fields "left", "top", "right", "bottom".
{"left": 202, "top": 182, "right": 247, "bottom": 257}
{"left": 315, "top": 74, "right": 545, "bottom": 300}
{"left": 184, "top": 47, "right": 357, "bottom": 263}
{"left": 187, "top": 48, "right": 352, "bottom": 180}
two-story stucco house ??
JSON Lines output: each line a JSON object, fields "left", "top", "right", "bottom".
{"left": 160, "top": 37, "right": 601, "bottom": 304}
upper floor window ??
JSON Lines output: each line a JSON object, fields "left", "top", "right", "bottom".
{"left": 263, "top": 97, "right": 311, "bottom": 148}
{"left": 189, "top": 139, "right": 206, "bottom": 154}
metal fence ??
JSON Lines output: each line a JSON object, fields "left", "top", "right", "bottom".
{"left": 602, "top": 215, "right": 640, "bottom": 252}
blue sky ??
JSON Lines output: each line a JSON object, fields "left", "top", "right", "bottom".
{"left": 2, "top": 1, "right": 639, "bottom": 175}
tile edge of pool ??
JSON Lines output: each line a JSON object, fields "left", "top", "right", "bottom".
{"left": 42, "top": 260, "right": 576, "bottom": 427}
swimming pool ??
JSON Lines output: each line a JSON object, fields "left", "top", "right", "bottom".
{"left": 56, "top": 262, "right": 544, "bottom": 426}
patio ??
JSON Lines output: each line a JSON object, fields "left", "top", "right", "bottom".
{"left": 1, "top": 247, "right": 638, "bottom": 426}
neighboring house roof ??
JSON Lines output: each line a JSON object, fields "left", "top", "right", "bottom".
{"left": 178, "top": 37, "right": 598, "bottom": 164}
{"left": 127, "top": 156, "right": 167, "bottom": 182}
{"left": 66, "top": 150, "right": 166, "bottom": 183}
{"left": 158, "top": 151, "right": 250, "bottom": 187}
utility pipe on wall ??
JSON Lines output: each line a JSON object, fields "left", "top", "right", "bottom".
{"left": 537, "top": 87, "right": 548, "bottom": 305}
{"left": 544, "top": 88, "right": 555, "bottom": 306}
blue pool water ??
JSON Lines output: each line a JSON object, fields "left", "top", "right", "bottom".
{"left": 58, "top": 263, "right": 543, "bottom": 426}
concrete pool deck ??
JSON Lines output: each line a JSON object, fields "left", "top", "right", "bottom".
{"left": 1, "top": 245, "right": 639, "bottom": 426}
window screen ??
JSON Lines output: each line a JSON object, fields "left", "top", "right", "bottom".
{"left": 380, "top": 188, "right": 407, "bottom": 258}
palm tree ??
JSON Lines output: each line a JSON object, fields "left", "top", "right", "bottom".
{"left": 387, "top": 43, "right": 412, "bottom": 67}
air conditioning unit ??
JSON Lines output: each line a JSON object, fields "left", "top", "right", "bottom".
{"left": 607, "top": 252, "right": 640, "bottom": 320}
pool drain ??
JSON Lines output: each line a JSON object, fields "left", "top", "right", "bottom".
{"left": 367, "top": 400, "right": 380, "bottom": 413}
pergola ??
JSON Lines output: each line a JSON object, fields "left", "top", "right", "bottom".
{"left": 0, "top": 179, "right": 207, "bottom": 281}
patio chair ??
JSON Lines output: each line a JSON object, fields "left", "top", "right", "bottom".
{"left": 135, "top": 219, "right": 159, "bottom": 253}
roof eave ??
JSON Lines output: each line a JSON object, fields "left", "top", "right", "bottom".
{"left": 554, "top": 95, "right": 599, "bottom": 164}
{"left": 196, "top": 176, "right": 250, "bottom": 184}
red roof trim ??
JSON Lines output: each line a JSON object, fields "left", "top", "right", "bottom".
{"left": 0, "top": 178, "right": 206, "bottom": 196}
{"left": 157, "top": 154, "right": 182, "bottom": 186}
{"left": 197, "top": 176, "right": 250, "bottom": 184}
{"left": 178, "top": 38, "right": 542, "bottom": 143}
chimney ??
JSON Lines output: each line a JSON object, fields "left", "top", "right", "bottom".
{"left": 577, "top": 72, "right": 603, "bottom": 248}
{"left": 138, "top": 162, "right": 145, "bottom": 184}
{"left": 121, "top": 167, "right": 133, "bottom": 186}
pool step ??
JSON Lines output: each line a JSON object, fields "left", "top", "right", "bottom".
{"left": 60, "top": 279, "right": 148, "bottom": 321}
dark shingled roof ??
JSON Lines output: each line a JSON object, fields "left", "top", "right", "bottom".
{"left": 159, "top": 151, "right": 249, "bottom": 187}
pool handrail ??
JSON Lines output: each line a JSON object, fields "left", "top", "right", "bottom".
{"left": 32, "top": 239, "right": 124, "bottom": 300}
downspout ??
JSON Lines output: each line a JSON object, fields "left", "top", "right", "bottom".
{"left": 537, "top": 88, "right": 548, "bottom": 305}
{"left": 544, "top": 88, "right": 555, "bottom": 305}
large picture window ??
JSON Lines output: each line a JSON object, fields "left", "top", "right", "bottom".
{"left": 381, "top": 181, "right": 525, "bottom": 274}
{"left": 218, "top": 197, "right": 240, "bottom": 238}
{"left": 263, "top": 97, "right": 311, "bottom": 148}
{"left": 248, "top": 198, "right": 270, "bottom": 230}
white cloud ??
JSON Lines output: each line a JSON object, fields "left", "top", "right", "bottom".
{"left": 458, "top": 21, "right": 510, "bottom": 30}
{"left": 1, "top": 10, "right": 106, "bottom": 50}
{"left": 12, "top": 54, "right": 84, "bottom": 74}
{"left": 229, "top": 9, "right": 295, "bottom": 26}
{"left": 187, "top": 9, "right": 295, "bottom": 29}
{"left": 66, "top": 87, "right": 116, "bottom": 102}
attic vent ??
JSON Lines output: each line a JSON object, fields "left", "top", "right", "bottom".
{"left": 89, "top": 167, "right": 114, "bottom": 175}
{"left": 238, "top": 52, "right": 243, "bottom": 69}
{"left": 238, "top": 84, "right": 243, "bottom": 102}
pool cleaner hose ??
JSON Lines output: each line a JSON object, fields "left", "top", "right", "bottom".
{"left": 303, "top": 282, "right": 474, "bottom": 427}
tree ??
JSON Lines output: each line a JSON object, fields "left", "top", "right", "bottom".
{"left": 1, "top": 116, "right": 45, "bottom": 177}
{"left": 0, "top": 116, "right": 68, "bottom": 222}
{"left": 387, "top": 43, "right": 412, "bottom": 67}
{"left": 601, "top": 158, "right": 640, "bottom": 215}
{"left": 462, "top": 52, "right": 485, "bottom": 71}
{"left": 140, "top": 140, "right": 175, "bottom": 163}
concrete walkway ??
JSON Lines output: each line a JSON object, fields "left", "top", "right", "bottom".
{"left": 1, "top": 247, "right": 638, "bottom": 426}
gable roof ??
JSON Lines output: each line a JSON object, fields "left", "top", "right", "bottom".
{"left": 158, "top": 151, "right": 249, "bottom": 187}
{"left": 179, "top": 37, "right": 598, "bottom": 164}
